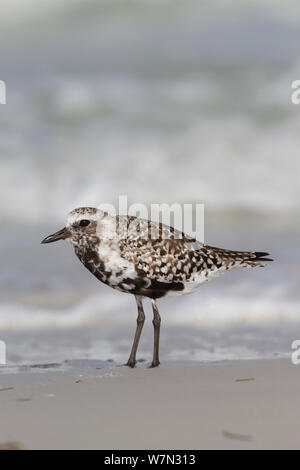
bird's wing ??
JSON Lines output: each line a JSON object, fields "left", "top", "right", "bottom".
{"left": 116, "top": 217, "right": 272, "bottom": 287}
{"left": 115, "top": 215, "right": 197, "bottom": 243}
{"left": 116, "top": 215, "right": 204, "bottom": 284}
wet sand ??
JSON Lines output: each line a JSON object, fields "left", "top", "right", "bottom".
{"left": 0, "top": 359, "right": 299, "bottom": 450}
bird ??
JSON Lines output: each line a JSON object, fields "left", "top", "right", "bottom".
{"left": 42, "top": 207, "right": 273, "bottom": 368}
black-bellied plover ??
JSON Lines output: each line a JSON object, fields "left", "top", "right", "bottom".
{"left": 42, "top": 207, "right": 273, "bottom": 367}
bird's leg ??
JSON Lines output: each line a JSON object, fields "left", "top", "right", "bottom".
{"left": 126, "top": 296, "right": 145, "bottom": 368}
{"left": 151, "top": 299, "right": 161, "bottom": 368}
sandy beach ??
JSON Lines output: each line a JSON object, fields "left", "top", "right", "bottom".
{"left": 0, "top": 0, "right": 300, "bottom": 453}
{"left": 0, "top": 358, "right": 299, "bottom": 450}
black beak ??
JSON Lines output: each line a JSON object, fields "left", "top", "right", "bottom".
{"left": 41, "top": 227, "right": 70, "bottom": 244}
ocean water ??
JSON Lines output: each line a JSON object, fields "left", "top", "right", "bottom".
{"left": 0, "top": 0, "right": 299, "bottom": 365}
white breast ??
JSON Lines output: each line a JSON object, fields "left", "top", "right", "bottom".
{"left": 98, "top": 242, "right": 137, "bottom": 286}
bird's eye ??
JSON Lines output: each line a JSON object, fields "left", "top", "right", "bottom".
{"left": 79, "top": 219, "right": 90, "bottom": 227}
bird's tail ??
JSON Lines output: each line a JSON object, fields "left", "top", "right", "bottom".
{"left": 204, "top": 246, "right": 273, "bottom": 268}
{"left": 232, "top": 250, "right": 273, "bottom": 267}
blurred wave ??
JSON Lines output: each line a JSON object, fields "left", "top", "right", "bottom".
{"left": 0, "top": 1, "right": 299, "bottom": 362}
{"left": 1, "top": 69, "right": 300, "bottom": 222}
{"left": 0, "top": 286, "right": 298, "bottom": 332}
{"left": 2, "top": 0, "right": 300, "bottom": 25}
{"left": 0, "top": 1, "right": 300, "bottom": 222}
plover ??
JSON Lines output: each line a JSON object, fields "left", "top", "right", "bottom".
{"left": 42, "top": 207, "right": 273, "bottom": 367}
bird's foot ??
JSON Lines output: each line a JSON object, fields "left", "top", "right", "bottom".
{"left": 125, "top": 359, "right": 136, "bottom": 368}
{"left": 149, "top": 360, "right": 160, "bottom": 368}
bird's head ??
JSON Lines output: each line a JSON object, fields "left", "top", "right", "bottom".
{"left": 41, "top": 207, "right": 108, "bottom": 246}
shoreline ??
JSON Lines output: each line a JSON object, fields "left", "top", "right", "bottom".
{"left": 0, "top": 358, "right": 299, "bottom": 450}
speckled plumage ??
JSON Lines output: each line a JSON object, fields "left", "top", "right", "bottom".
{"left": 42, "top": 207, "right": 273, "bottom": 367}
{"left": 65, "top": 208, "right": 272, "bottom": 299}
